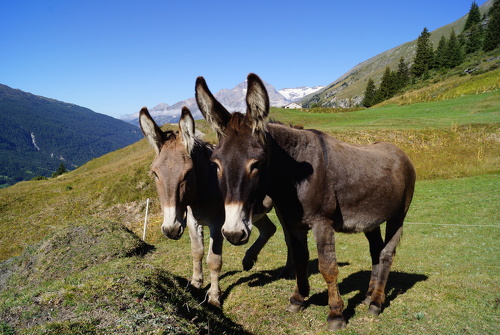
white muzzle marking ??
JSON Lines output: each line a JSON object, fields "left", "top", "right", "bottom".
{"left": 222, "top": 203, "right": 253, "bottom": 245}
{"left": 161, "top": 206, "right": 184, "bottom": 239}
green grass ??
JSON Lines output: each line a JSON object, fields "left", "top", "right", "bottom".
{"left": 0, "top": 220, "right": 249, "bottom": 334}
{"left": 1, "top": 174, "right": 497, "bottom": 334}
{"left": 271, "top": 90, "right": 499, "bottom": 131}
{"left": 407, "top": 174, "right": 500, "bottom": 225}
{"left": 0, "top": 85, "right": 499, "bottom": 333}
{"left": 148, "top": 174, "right": 500, "bottom": 335}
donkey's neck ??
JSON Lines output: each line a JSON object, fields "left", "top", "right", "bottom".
{"left": 190, "top": 141, "right": 223, "bottom": 219}
{"left": 267, "top": 123, "right": 323, "bottom": 161}
{"left": 266, "top": 123, "right": 323, "bottom": 194}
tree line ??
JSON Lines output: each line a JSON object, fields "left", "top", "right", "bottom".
{"left": 362, "top": 0, "right": 500, "bottom": 108}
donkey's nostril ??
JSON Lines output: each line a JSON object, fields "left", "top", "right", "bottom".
{"left": 240, "top": 229, "right": 248, "bottom": 241}
{"left": 222, "top": 228, "right": 249, "bottom": 245}
{"left": 162, "top": 224, "right": 183, "bottom": 240}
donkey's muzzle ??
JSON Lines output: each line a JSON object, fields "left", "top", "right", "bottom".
{"left": 162, "top": 223, "right": 184, "bottom": 240}
{"left": 221, "top": 228, "right": 249, "bottom": 246}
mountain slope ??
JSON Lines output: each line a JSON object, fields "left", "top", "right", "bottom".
{"left": 0, "top": 84, "right": 142, "bottom": 187}
{"left": 302, "top": 0, "right": 494, "bottom": 108}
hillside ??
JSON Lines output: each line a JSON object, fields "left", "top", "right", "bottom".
{"left": 0, "top": 66, "right": 498, "bottom": 260}
{"left": 0, "top": 84, "right": 142, "bottom": 188}
{"left": 0, "top": 74, "right": 498, "bottom": 332}
{"left": 302, "top": 0, "right": 494, "bottom": 108}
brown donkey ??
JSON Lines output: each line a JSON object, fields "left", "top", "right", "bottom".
{"left": 196, "top": 73, "right": 416, "bottom": 330}
{"left": 139, "top": 106, "right": 290, "bottom": 307}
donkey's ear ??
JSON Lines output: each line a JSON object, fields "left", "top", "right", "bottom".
{"left": 139, "top": 107, "right": 164, "bottom": 155}
{"left": 179, "top": 106, "right": 196, "bottom": 155}
{"left": 195, "top": 76, "right": 231, "bottom": 137}
{"left": 245, "top": 73, "right": 270, "bottom": 139}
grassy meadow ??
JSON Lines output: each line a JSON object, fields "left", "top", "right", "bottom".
{"left": 0, "top": 71, "right": 499, "bottom": 333}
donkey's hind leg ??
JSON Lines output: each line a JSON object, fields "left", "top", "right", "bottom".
{"left": 363, "top": 226, "right": 384, "bottom": 305}
{"left": 365, "top": 219, "right": 404, "bottom": 315}
{"left": 242, "top": 214, "right": 276, "bottom": 270}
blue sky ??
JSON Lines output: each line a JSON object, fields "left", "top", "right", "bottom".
{"left": 0, "top": 0, "right": 488, "bottom": 119}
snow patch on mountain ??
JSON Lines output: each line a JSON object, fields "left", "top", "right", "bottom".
{"left": 278, "top": 86, "right": 325, "bottom": 102}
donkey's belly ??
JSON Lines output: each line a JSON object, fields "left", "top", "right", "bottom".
{"left": 332, "top": 212, "right": 388, "bottom": 234}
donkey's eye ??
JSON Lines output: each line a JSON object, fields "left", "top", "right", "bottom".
{"left": 212, "top": 159, "right": 223, "bottom": 177}
{"left": 247, "top": 159, "right": 261, "bottom": 177}
{"left": 250, "top": 162, "right": 259, "bottom": 172}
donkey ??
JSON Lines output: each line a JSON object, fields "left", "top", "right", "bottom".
{"left": 196, "top": 73, "right": 416, "bottom": 330}
{"left": 139, "top": 106, "right": 287, "bottom": 307}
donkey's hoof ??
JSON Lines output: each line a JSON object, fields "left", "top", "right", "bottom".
{"left": 208, "top": 297, "right": 221, "bottom": 309}
{"left": 190, "top": 279, "right": 203, "bottom": 289}
{"left": 286, "top": 303, "right": 304, "bottom": 313}
{"left": 242, "top": 256, "right": 256, "bottom": 271}
{"left": 327, "top": 319, "right": 347, "bottom": 331}
{"left": 368, "top": 303, "right": 381, "bottom": 316}
{"left": 362, "top": 296, "right": 372, "bottom": 305}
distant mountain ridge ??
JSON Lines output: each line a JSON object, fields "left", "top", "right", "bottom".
{"left": 0, "top": 84, "right": 142, "bottom": 187}
{"left": 121, "top": 81, "right": 324, "bottom": 127}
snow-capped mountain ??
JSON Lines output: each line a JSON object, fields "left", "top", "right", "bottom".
{"left": 120, "top": 98, "right": 201, "bottom": 127}
{"left": 213, "top": 79, "right": 290, "bottom": 113}
{"left": 278, "top": 86, "right": 325, "bottom": 102}
{"left": 121, "top": 80, "right": 321, "bottom": 127}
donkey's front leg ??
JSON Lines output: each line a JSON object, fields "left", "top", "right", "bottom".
{"left": 207, "top": 223, "right": 223, "bottom": 307}
{"left": 313, "top": 222, "right": 346, "bottom": 331}
{"left": 187, "top": 208, "right": 204, "bottom": 288}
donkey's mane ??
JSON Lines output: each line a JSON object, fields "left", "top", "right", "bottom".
{"left": 164, "top": 130, "right": 212, "bottom": 153}
{"left": 227, "top": 114, "right": 304, "bottom": 133}
{"left": 195, "top": 137, "right": 214, "bottom": 153}
{"left": 227, "top": 112, "right": 248, "bottom": 132}
{"left": 268, "top": 119, "right": 304, "bottom": 130}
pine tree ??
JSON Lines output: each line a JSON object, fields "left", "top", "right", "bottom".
{"left": 412, "top": 27, "right": 434, "bottom": 77}
{"left": 362, "top": 78, "right": 377, "bottom": 107}
{"left": 484, "top": 0, "right": 500, "bottom": 51}
{"left": 435, "top": 35, "right": 448, "bottom": 68}
{"left": 396, "top": 57, "right": 410, "bottom": 90}
{"left": 464, "top": 1, "right": 481, "bottom": 31}
{"left": 52, "top": 162, "right": 68, "bottom": 178}
{"left": 464, "top": 23, "right": 484, "bottom": 54}
{"left": 462, "top": 1, "right": 484, "bottom": 54}
{"left": 446, "top": 29, "right": 464, "bottom": 68}
{"left": 376, "top": 67, "right": 397, "bottom": 103}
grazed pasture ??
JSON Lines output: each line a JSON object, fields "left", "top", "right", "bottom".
{"left": 0, "top": 89, "right": 498, "bottom": 334}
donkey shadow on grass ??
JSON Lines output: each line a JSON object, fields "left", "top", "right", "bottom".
{"left": 218, "top": 258, "right": 325, "bottom": 302}
{"left": 216, "top": 259, "right": 427, "bottom": 322}
{"left": 307, "top": 270, "right": 428, "bottom": 321}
